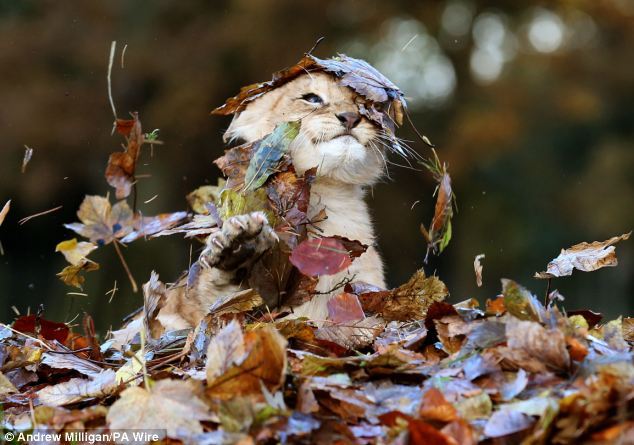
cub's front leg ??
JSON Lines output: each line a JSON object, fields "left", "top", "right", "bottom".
{"left": 157, "top": 212, "right": 278, "bottom": 329}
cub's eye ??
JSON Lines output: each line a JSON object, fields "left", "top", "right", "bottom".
{"left": 300, "top": 93, "right": 324, "bottom": 104}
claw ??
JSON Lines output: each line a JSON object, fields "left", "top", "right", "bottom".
{"left": 211, "top": 237, "right": 224, "bottom": 249}
{"left": 233, "top": 219, "right": 247, "bottom": 231}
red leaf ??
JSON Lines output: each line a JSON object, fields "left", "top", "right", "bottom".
{"left": 289, "top": 237, "right": 367, "bottom": 277}
{"left": 13, "top": 315, "right": 69, "bottom": 343}
{"left": 327, "top": 293, "right": 365, "bottom": 323}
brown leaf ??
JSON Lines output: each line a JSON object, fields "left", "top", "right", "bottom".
{"left": 379, "top": 412, "right": 453, "bottom": 445}
{"left": 206, "top": 322, "right": 287, "bottom": 398}
{"left": 501, "top": 318, "right": 570, "bottom": 373}
{"left": 106, "top": 113, "right": 144, "bottom": 199}
{"left": 56, "top": 261, "right": 99, "bottom": 290}
{"left": 106, "top": 379, "right": 210, "bottom": 438}
{"left": 535, "top": 232, "right": 631, "bottom": 279}
{"left": 359, "top": 269, "right": 448, "bottom": 321}
{"left": 214, "top": 143, "right": 253, "bottom": 189}
{"left": 419, "top": 388, "right": 458, "bottom": 423}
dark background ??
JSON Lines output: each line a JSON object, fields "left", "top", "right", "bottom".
{"left": 0, "top": 0, "right": 632, "bottom": 333}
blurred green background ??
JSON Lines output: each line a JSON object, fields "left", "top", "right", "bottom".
{"left": 0, "top": 0, "right": 632, "bottom": 333}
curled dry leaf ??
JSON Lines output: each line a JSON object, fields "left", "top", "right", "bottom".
{"left": 143, "top": 271, "right": 167, "bottom": 339}
{"left": 120, "top": 211, "right": 188, "bottom": 243}
{"left": 535, "top": 232, "right": 631, "bottom": 279}
{"left": 501, "top": 318, "right": 570, "bottom": 373}
{"left": 106, "top": 379, "right": 210, "bottom": 438}
{"left": 420, "top": 153, "right": 455, "bottom": 261}
{"left": 57, "top": 261, "right": 100, "bottom": 290}
{"left": 289, "top": 236, "right": 368, "bottom": 277}
{"left": 105, "top": 113, "right": 144, "bottom": 199}
{"left": 206, "top": 322, "right": 287, "bottom": 399}
{"left": 358, "top": 269, "right": 448, "bottom": 321}
{"left": 474, "top": 254, "right": 485, "bottom": 287}
{"left": 38, "top": 369, "right": 117, "bottom": 407}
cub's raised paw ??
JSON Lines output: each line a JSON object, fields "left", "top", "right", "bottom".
{"left": 200, "top": 212, "right": 278, "bottom": 271}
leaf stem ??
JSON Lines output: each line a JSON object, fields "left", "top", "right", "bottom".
{"left": 113, "top": 240, "right": 138, "bottom": 293}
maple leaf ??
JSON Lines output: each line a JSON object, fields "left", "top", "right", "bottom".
{"left": 106, "top": 379, "right": 211, "bottom": 438}
{"left": 289, "top": 236, "right": 367, "bottom": 277}
{"left": 535, "top": 232, "right": 631, "bottom": 279}
{"left": 64, "top": 195, "right": 133, "bottom": 246}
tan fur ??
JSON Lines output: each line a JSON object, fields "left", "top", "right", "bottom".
{"left": 158, "top": 73, "right": 388, "bottom": 329}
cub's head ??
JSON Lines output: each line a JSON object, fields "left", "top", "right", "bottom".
{"left": 216, "top": 55, "right": 407, "bottom": 186}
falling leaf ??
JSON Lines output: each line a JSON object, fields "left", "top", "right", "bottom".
{"left": 0, "top": 199, "right": 10, "bottom": 226}
{"left": 358, "top": 269, "right": 448, "bottom": 321}
{"left": 21, "top": 145, "right": 34, "bottom": 173}
{"left": 55, "top": 238, "right": 97, "bottom": 266}
{"left": 106, "top": 379, "right": 210, "bottom": 438}
{"left": 64, "top": 195, "right": 133, "bottom": 246}
{"left": 57, "top": 261, "right": 100, "bottom": 289}
{"left": 119, "top": 211, "right": 189, "bottom": 243}
{"left": 420, "top": 153, "right": 455, "bottom": 261}
{"left": 289, "top": 236, "right": 367, "bottom": 277}
{"left": 37, "top": 370, "right": 117, "bottom": 406}
{"left": 243, "top": 121, "right": 300, "bottom": 192}
{"left": 535, "top": 232, "right": 631, "bottom": 279}
{"left": 105, "top": 113, "right": 144, "bottom": 199}
{"left": 474, "top": 254, "right": 485, "bottom": 287}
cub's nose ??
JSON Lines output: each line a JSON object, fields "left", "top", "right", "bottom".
{"left": 336, "top": 111, "right": 361, "bottom": 131}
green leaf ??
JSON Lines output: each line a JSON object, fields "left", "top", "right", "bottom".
{"left": 243, "top": 121, "right": 300, "bottom": 192}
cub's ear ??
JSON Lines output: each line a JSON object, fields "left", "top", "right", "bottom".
{"left": 223, "top": 90, "right": 282, "bottom": 143}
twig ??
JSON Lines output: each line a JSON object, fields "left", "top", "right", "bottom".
{"left": 112, "top": 240, "right": 138, "bottom": 293}
{"left": 121, "top": 44, "right": 128, "bottom": 69}
{"left": 18, "top": 205, "right": 63, "bottom": 225}
{"left": 107, "top": 41, "right": 117, "bottom": 122}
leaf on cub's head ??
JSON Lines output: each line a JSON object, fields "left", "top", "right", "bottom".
{"left": 212, "top": 53, "right": 406, "bottom": 135}
{"left": 243, "top": 121, "right": 300, "bottom": 193}
{"left": 534, "top": 232, "right": 631, "bottom": 279}
{"left": 289, "top": 236, "right": 367, "bottom": 277}
{"left": 64, "top": 195, "right": 133, "bottom": 246}
{"left": 106, "top": 113, "right": 144, "bottom": 200}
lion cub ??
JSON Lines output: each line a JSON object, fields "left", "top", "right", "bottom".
{"left": 158, "top": 70, "right": 395, "bottom": 329}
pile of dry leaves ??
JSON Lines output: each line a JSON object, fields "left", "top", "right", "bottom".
{"left": 1, "top": 52, "right": 633, "bottom": 445}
